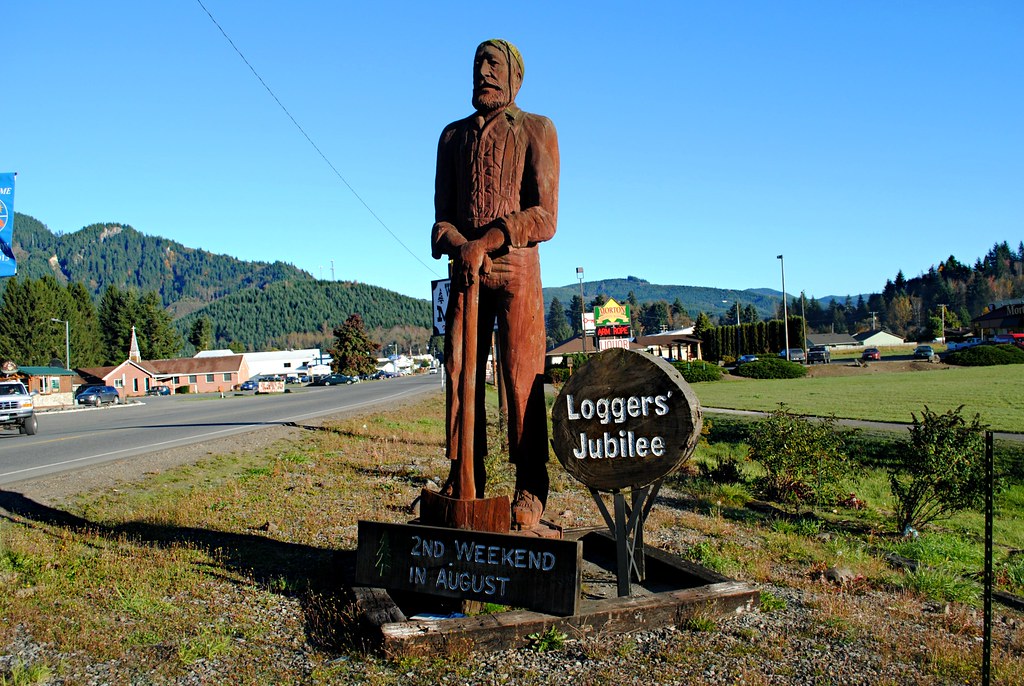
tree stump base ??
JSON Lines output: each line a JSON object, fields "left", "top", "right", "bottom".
{"left": 418, "top": 488, "right": 511, "bottom": 533}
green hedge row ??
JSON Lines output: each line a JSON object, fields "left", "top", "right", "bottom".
{"left": 731, "top": 357, "right": 807, "bottom": 379}
{"left": 672, "top": 359, "right": 723, "bottom": 383}
{"left": 945, "top": 344, "right": 1024, "bottom": 366}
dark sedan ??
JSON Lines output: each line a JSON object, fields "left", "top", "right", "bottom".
{"left": 861, "top": 347, "right": 881, "bottom": 361}
{"left": 309, "top": 373, "right": 358, "bottom": 386}
{"left": 76, "top": 385, "right": 121, "bottom": 406}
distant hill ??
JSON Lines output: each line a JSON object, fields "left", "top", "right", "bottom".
{"left": 11, "top": 213, "right": 313, "bottom": 314}
{"left": 176, "top": 280, "right": 431, "bottom": 351}
{"left": 8, "top": 213, "right": 431, "bottom": 352}
{"left": 542, "top": 276, "right": 783, "bottom": 320}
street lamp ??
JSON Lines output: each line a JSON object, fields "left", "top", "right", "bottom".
{"left": 938, "top": 304, "right": 947, "bottom": 344}
{"left": 777, "top": 255, "right": 790, "bottom": 359}
{"left": 50, "top": 318, "right": 70, "bottom": 370}
{"left": 577, "top": 266, "right": 587, "bottom": 353}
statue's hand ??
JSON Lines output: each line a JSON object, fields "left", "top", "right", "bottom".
{"left": 457, "top": 240, "right": 490, "bottom": 286}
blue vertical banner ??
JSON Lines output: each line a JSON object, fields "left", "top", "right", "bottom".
{"left": 0, "top": 173, "right": 15, "bottom": 277}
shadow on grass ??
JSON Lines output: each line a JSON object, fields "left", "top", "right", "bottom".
{"left": 0, "top": 489, "right": 360, "bottom": 652}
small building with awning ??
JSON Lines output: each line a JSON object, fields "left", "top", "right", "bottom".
{"left": 18, "top": 366, "right": 77, "bottom": 408}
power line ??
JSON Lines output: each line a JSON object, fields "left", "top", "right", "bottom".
{"left": 194, "top": 0, "right": 438, "bottom": 278}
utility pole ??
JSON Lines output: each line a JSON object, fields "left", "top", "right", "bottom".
{"left": 869, "top": 311, "right": 877, "bottom": 330}
{"left": 778, "top": 255, "right": 790, "bottom": 359}
{"left": 577, "top": 266, "right": 587, "bottom": 353}
{"left": 50, "top": 318, "right": 70, "bottom": 370}
{"left": 938, "top": 304, "right": 947, "bottom": 343}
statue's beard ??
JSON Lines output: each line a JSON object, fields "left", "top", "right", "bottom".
{"left": 473, "top": 87, "right": 510, "bottom": 113}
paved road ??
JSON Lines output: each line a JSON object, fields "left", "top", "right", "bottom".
{"left": 0, "top": 375, "right": 441, "bottom": 487}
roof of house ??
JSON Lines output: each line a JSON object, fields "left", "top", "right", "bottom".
{"left": 150, "top": 355, "right": 246, "bottom": 375}
{"left": 77, "top": 359, "right": 160, "bottom": 383}
{"left": 634, "top": 333, "right": 702, "bottom": 347}
{"left": 19, "top": 366, "right": 76, "bottom": 376}
{"left": 852, "top": 329, "right": 903, "bottom": 343}
{"left": 546, "top": 336, "right": 644, "bottom": 356}
{"left": 973, "top": 302, "right": 1024, "bottom": 327}
{"left": 194, "top": 349, "right": 238, "bottom": 358}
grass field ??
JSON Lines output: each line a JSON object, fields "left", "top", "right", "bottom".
{"left": 1, "top": 384, "right": 1022, "bottom": 683}
{"left": 690, "top": 363, "right": 1024, "bottom": 433}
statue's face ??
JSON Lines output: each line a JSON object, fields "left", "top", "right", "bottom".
{"left": 472, "top": 43, "right": 510, "bottom": 113}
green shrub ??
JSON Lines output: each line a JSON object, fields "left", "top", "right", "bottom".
{"left": 696, "top": 452, "right": 746, "bottom": 483}
{"left": 946, "top": 344, "right": 1024, "bottom": 366}
{"left": 547, "top": 368, "right": 570, "bottom": 384}
{"left": 747, "top": 405, "right": 851, "bottom": 510}
{"left": 672, "top": 359, "right": 723, "bottom": 383}
{"left": 889, "top": 406, "right": 989, "bottom": 533}
{"left": 732, "top": 357, "right": 807, "bottom": 379}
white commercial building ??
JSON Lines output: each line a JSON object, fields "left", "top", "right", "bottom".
{"left": 196, "top": 349, "right": 332, "bottom": 380}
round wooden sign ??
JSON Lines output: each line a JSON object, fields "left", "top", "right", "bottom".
{"left": 551, "top": 348, "right": 703, "bottom": 491}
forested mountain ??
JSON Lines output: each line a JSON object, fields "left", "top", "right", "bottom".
{"left": 6, "top": 213, "right": 431, "bottom": 355}
{"left": 10, "top": 213, "right": 312, "bottom": 314}
{"left": 542, "top": 276, "right": 782, "bottom": 322}
{"left": 176, "top": 280, "right": 431, "bottom": 352}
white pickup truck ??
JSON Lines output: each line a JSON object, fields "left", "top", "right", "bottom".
{"left": 946, "top": 337, "right": 983, "bottom": 352}
{"left": 0, "top": 379, "right": 38, "bottom": 435}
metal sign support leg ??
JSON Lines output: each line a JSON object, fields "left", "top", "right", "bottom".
{"left": 590, "top": 479, "right": 664, "bottom": 597}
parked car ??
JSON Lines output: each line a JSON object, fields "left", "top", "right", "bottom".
{"left": 309, "top": 373, "right": 357, "bottom": 386}
{"left": 145, "top": 385, "right": 171, "bottom": 396}
{"left": 913, "top": 345, "right": 936, "bottom": 361}
{"left": 946, "top": 337, "right": 983, "bottom": 352}
{"left": 239, "top": 379, "right": 258, "bottom": 391}
{"left": 778, "top": 348, "right": 806, "bottom": 363}
{"left": 736, "top": 354, "right": 759, "bottom": 365}
{"left": 75, "top": 385, "right": 121, "bottom": 406}
{"left": 0, "top": 379, "right": 37, "bottom": 435}
{"left": 807, "top": 346, "right": 831, "bottom": 364}
{"left": 992, "top": 333, "right": 1024, "bottom": 348}
{"left": 861, "top": 347, "right": 881, "bottom": 361}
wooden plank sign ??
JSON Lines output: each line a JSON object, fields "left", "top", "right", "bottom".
{"left": 550, "top": 348, "right": 703, "bottom": 491}
{"left": 355, "top": 521, "right": 582, "bottom": 616}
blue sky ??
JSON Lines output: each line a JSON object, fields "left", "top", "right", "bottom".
{"left": 8, "top": 2, "right": 1022, "bottom": 303}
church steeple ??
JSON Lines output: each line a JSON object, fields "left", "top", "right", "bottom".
{"left": 128, "top": 326, "right": 141, "bottom": 363}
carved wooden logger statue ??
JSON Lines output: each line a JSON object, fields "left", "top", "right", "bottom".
{"left": 427, "top": 39, "right": 559, "bottom": 531}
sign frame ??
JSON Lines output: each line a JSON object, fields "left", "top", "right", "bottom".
{"left": 355, "top": 520, "right": 582, "bottom": 616}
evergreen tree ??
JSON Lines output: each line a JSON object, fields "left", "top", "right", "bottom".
{"left": 639, "top": 301, "right": 669, "bottom": 334}
{"left": 742, "top": 303, "right": 759, "bottom": 324}
{"left": 627, "top": 290, "right": 640, "bottom": 333}
{"left": 670, "top": 298, "right": 691, "bottom": 328}
{"left": 693, "top": 311, "right": 713, "bottom": 341}
{"left": 188, "top": 316, "right": 213, "bottom": 353}
{"left": 138, "top": 291, "right": 182, "bottom": 359}
{"left": 568, "top": 295, "right": 585, "bottom": 336}
{"left": 328, "top": 314, "right": 379, "bottom": 377}
{"left": 66, "top": 281, "right": 104, "bottom": 367}
{"left": 0, "top": 278, "right": 62, "bottom": 365}
{"left": 98, "top": 285, "right": 139, "bottom": 364}
{"left": 545, "top": 297, "right": 572, "bottom": 347}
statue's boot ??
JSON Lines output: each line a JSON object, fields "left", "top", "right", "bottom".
{"left": 511, "top": 465, "right": 549, "bottom": 530}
